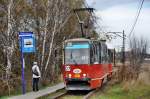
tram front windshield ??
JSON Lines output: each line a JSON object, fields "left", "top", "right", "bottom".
{"left": 65, "top": 42, "right": 89, "bottom": 64}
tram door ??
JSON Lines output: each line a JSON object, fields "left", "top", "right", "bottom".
{"left": 101, "top": 43, "right": 109, "bottom": 75}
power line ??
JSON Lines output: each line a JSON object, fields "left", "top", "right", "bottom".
{"left": 128, "top": 0, "right": 145, "bottom": 37}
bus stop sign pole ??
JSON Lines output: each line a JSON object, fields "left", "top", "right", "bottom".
{"left": 19, "top": 32, "right": 35, "bottom": 94}
{"left": 21, "top": 37, "right": 25, "bottom": 94}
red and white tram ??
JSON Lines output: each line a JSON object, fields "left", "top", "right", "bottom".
{"left": 62, "top": 38, "right": 113, "bottom": 90}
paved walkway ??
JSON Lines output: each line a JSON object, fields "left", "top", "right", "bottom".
{"left": 9, "top": 83, "right": 65, "bottom": 99}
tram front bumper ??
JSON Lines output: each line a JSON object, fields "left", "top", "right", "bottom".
{"left": 65, "top": 78, "right": 91, "bottom": 81}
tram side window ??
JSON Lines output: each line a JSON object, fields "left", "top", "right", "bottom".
{"left": 101, "top": 44, "right": 108, "bottom": 63}
{"left": 101, "top": 44, "right": 104, "bottom": 63}
{"left": 96, "top": 43, "right": 100, "bottom": 64}
{"left": 93, "top": 44, "right": 97, "bottom": 64}
{"left": 108, "top": 49, "right": 110, "bottom": 63}
{"left": 108, "top": 49, "right": 113, "bottom": 63}
{"left": 93, "top": 43, "right": 97, "bottom": 64}
{"left": 94, "top": 43, "right": 99, "bottom": 64}
{"left": 105, "top": 46, "right": 108, "bottom": 63}
{"left": 90, "top": 42, "right": 102, "bottom": 64}
{"left": 90, "top": 43, "right": 98, "bottom": 64}
{"left": 98, "top": 43, "right": 101, "bottom": 63}
{"left": 90, "top": 44, "right": 94, "bottom": 64}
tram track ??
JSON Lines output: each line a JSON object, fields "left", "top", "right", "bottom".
{"left": 83, "top": 81, "right": 108, "bottom": 99}
{"left": 53, "top": 90, "right": 88, "bottom": 99}
{"left": 83, "top": 89, "right": 98, "bottom": 99}
{"left": 37, "top": 88, "right": 67, "bottom": 99}
{"left": 42, "top": 89, "right": 93, "bottom": 99}
{"left": 53, "top": 83, "right": 108, "bottom": 99}
{"left": 50, "top": 91, "right": 68, "bottom": 99}
{"left": 38, "top": 78, "right": 110, "bottom": 99}
{"left": 38, "top": 68, "right": 118, "bottom": 99}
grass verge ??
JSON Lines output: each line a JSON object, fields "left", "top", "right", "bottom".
{"left": 91, "top": 81, "right": 150, "bottom": 99}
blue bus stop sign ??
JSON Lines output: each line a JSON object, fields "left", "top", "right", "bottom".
{"left": 19, "top": 32, "right": 36, "bottom": 94}
{"left": 19, "top": 32, "right": 36, "bottom": 53}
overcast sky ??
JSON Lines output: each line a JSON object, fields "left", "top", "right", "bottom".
{"left": 87, "top": 0, "right": 150, "bottom": 51}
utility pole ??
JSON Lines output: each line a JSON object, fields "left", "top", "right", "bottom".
{"left": 107, "top": 30, "right": 126, "bottom": 65}
{"left": 122, "top": 30, "right": 125, "bottom": 65}
{"left": 121, "top": 30, "right": 126, "bottom": 81}
{"left": 107, "top": 30, "right": 126, "bottom": 81}
{"left": 113, "top": 48, "right": 116, "bottom": 67}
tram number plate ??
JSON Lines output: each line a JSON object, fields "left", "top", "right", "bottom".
{"left": 74, "top": 74, "right": 80, "bottom": 78}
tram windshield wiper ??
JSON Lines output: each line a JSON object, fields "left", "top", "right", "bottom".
{"left": 70, "top": 51, "right": 78, "bottom": 65}
{"left": 73, "top": 59, "right": 78, "bottom": 65}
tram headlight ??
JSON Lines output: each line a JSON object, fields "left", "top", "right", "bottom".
{"left": 65, "top": 66, "right": 71, "bottom": 71}
{"left": 83, "top": 74, "right": 86, "bottom": 77}
{"left": 68, "top": 74, "right": 72, "bottom": 78}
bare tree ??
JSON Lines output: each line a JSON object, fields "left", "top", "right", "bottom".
{"left": 0, "top": 0, "right": 95, "bottom": 95}
{"left": 38, "top": 0, "right": 82, "bottom": 79}
{"left": 40, "top": 0, "right": 50, "bottom": 71}
{"left": 0, "top": 0, "right": 36, "bottom": 95}
{"left": 127, "top": 36, "right": 148, "bottom": 80}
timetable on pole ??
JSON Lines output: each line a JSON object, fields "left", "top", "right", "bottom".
{"left": 19, "top": 32, "right": 36, "bottom": 53}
